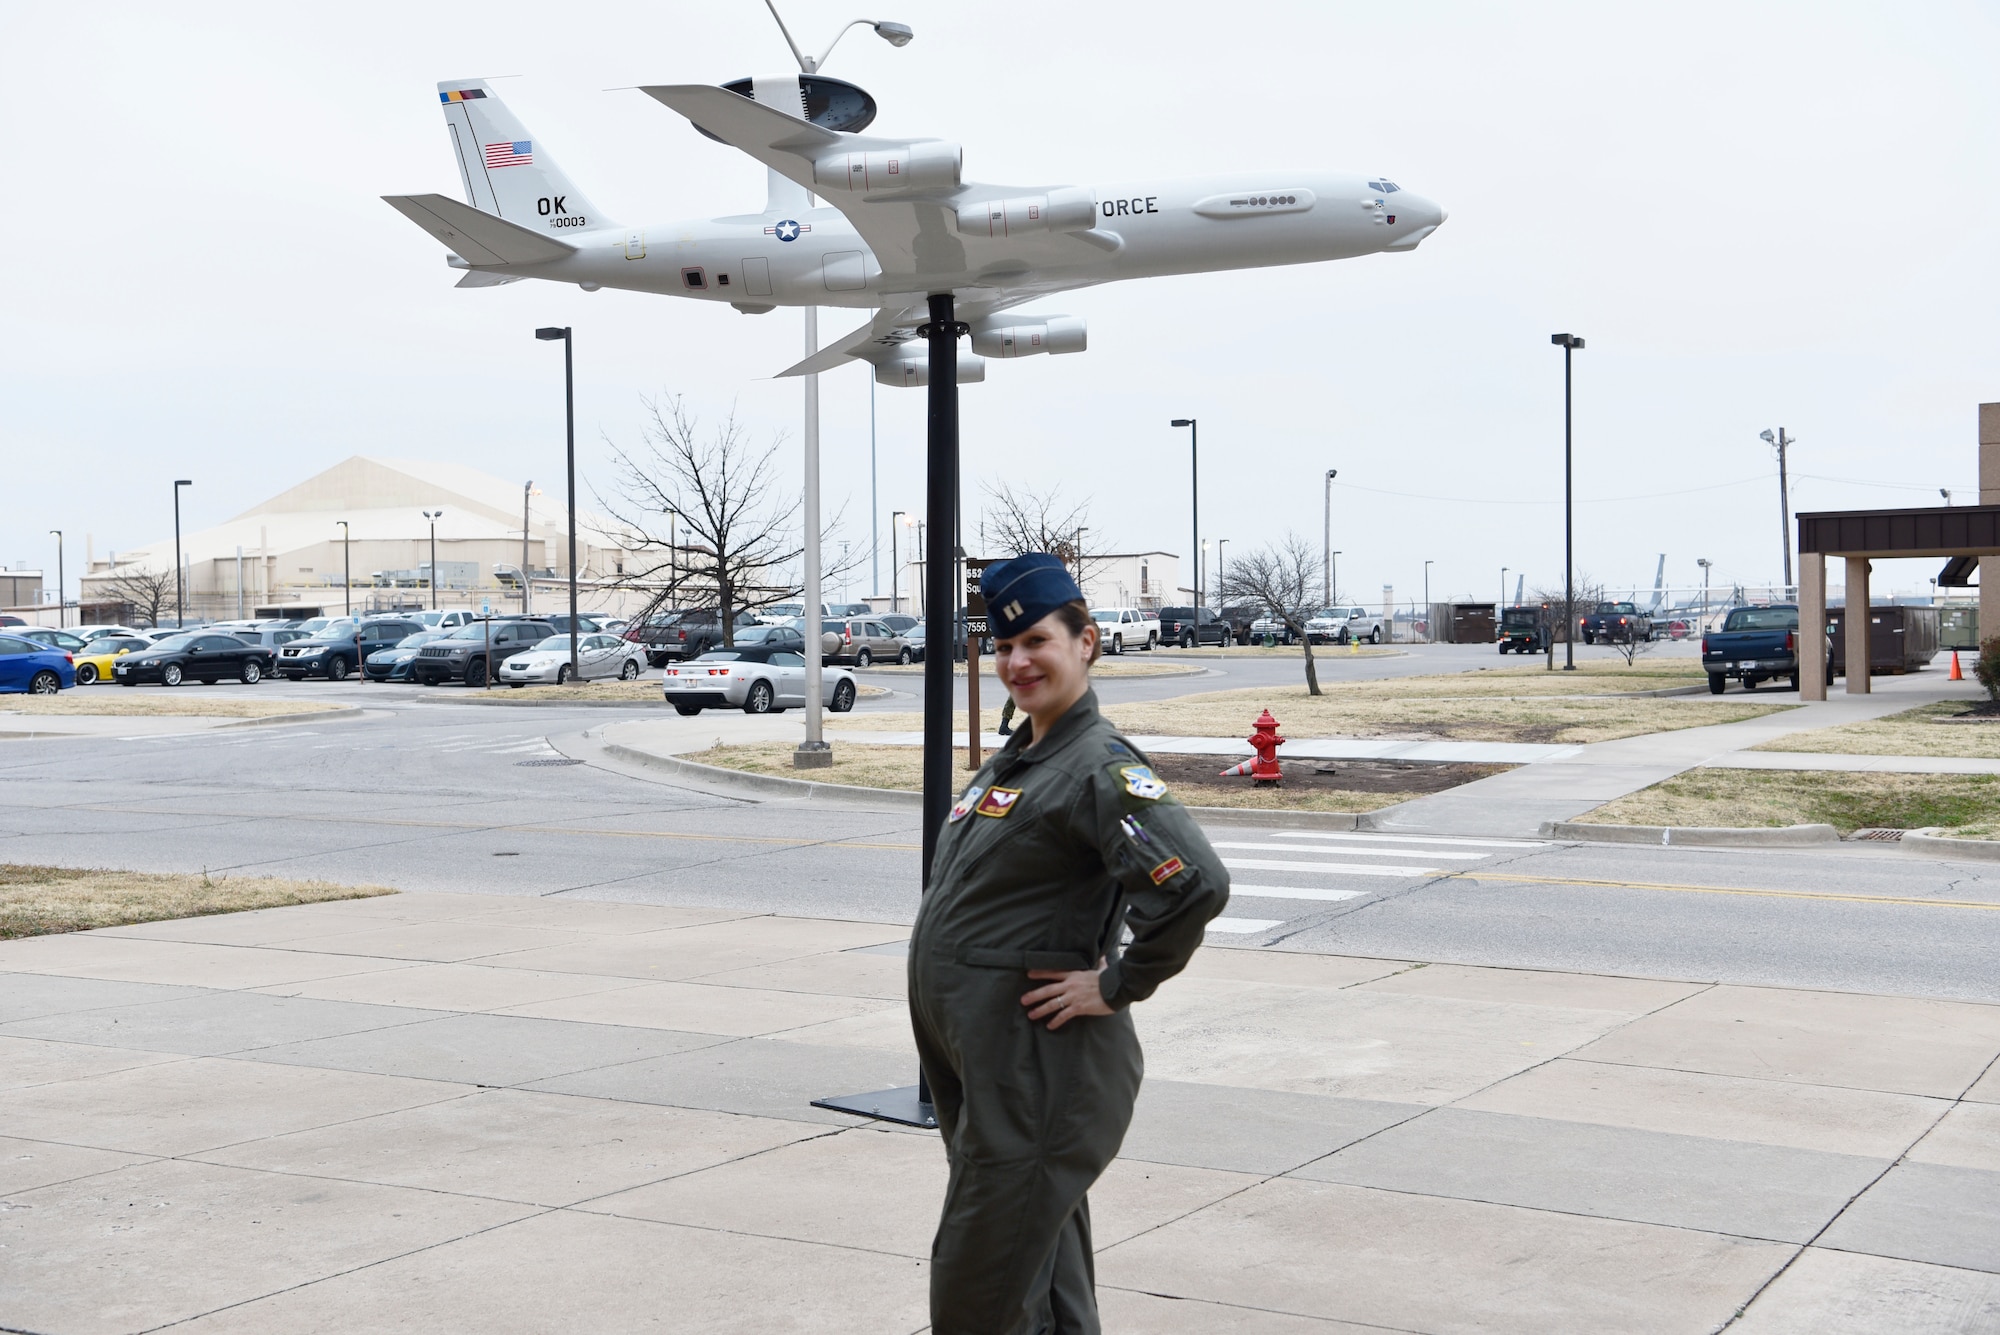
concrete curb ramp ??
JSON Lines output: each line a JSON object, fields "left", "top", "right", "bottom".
{"left": 1904, "top": 828, "right": 2000, "bottom": 861}
{"left": 599, "top": 742, "right": 1367, "bottom": 828}
{"left": 1541, "top": 820, "right": 1839, "bottom": 847}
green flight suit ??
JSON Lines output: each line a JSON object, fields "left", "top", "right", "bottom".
{"left": 909, "top": 688, "right": 1230, "bottom": 1335}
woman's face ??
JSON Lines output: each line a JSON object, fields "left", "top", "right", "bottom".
{"left": 994, "top": 612, "right": 1096, "bottom": 718}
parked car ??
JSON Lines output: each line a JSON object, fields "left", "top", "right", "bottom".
{"left": 0, "top": 633, "right": 74, "bottom": 693}
{"left": 542, "top": 613, "right": 611, "bottom": 635}
{"left": 277, "top": 617, "right": 425, "bottom": 681}
{"left": 828, "top": 602, "right": 875, "bottom": 618}
{"left": 661, "top": 647, "right": 858, "bottom": 715}
{"left": 826, "top": 616, "right": 914, "bottom": 666}
{"left": 11, "top": 627, "right": 90, "bottom": 655}
{"left": 0, "top": 615, "right": 24, "bottom": 628}
{"left": 364, "top": 630, "right": 451, "bottom": 682}
{"left": 878, "top": 612, "right": 920, "bottom": 636}
{"left": 1156, "top": 606, "right": 1233, "bottom": 649}
{"left": 413, "top": 618, "right": 557, "bottom": 686}
{"left": 1090, "top": 607, "right": 1160, "bottom": 654}
{"left": 1497, "top": 606, "right": 1549, "bottom": 654}
{"left": 1305, "top": 605, "right": 1386, "bottom": 645}
{"left": 1248, "top": 611, "right": 1298, "bottom": 644}
{"left": 74, "top": 624, "right": 143, "bottom": 643}
{"left": 412, "top": 609, "right": 478, "bottom": 631}
{"left": 673, "top": 609, "right": 760, "bottom": 659}
{"left": 113, "top": 632, "right": 273, "bottom": 686}
{"left": 1581, "top": 601, "right": 1652, "bottom": 645}
{"left": 71, "top": 634, "right": 153, "bottom": 684}
{"left": 230, "top": 626, "right": 312, "bottom": 652}
{"left": 500, "top": 633, "right": 648, "bottom": 686}
{"left": 1703, "top": 605, "right": 1826, "bottom": 693}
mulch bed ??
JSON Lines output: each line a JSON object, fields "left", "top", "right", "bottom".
{"left": 1936, "top": 700, "right": 2000, "bottom": 723}
{"left": 1142, "top": 752, "right": 1511, "bottom": 798}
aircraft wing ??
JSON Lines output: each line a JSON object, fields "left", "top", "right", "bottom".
{"left": 382, "top": 193, "right": 575, "bottom": 267}
{"left": 774, "top": 292, "right": 1082, "bottom": 379}
{"left": 639, "top": 84, "right": 1109, "bottom": 290}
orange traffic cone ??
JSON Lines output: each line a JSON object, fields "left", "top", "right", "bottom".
{"left": 1951, "top": 650, "right": 1964, "bottom": 681}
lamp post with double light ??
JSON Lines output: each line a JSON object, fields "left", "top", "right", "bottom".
{"left": 1697, "top": 557, "right": 1713, "bottom": 634}
{"left": 534, "top": 326, "right": 580, "bottom": 684}
{"left": 1170, "top": 419, "right": 1199, "bottom": 607}
{"left": 172, "top": 480, "right": 192, "bottom": 627}
{"left": 891, "top": 510, "right": 908, "bottom": 613}
{"left": 1423, "top": 559, "right": 1434, "bottom": 642}
{"left": 1322, "top": 468, "right": 1337, "bottom": 607}
{"left": 336, "top": 521, "right": 351, "bottom": 617}
{"left": 1551, "top": 333, "right": 1585, "bottom": 670}
{"left": 422, "top": 510, "right": 443, "bottom": 610}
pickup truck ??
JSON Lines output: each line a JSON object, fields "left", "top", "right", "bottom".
{"left": 1306, "top": 605, "right": 1386, "bottom": 645}
{"left": 1701, "top": 604, "right": 1828, "bottom": 693}
{"left": 1581, "top": 601, "right": 1652, "bottom": 644}
{"left": 1156, "top": 606, "right": 1233, "bottom": 649}
{"left": 1090, "top": 606, "right": 1159, "bottom": 654}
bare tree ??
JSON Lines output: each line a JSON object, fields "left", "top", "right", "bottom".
{"left": 1217, "top": 532, "right": 1324, "bottom": 695}
{"left": 1528, "top": 570, "right": 1606, "bottom": 648}
{"left": 977, "top": 481, "right": 1111, "bottom": 593}
{"left": 96, "top": 565, "right": 174, "bottom": 628}
{"left": 594, "top": 397, "right": 855, "bottom": 648}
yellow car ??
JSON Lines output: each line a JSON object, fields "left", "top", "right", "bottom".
{"left": 72, "top": 635, "right": 153, "bottom": 685}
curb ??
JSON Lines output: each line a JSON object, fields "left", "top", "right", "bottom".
{"left": 1902, "top": 829, "right": 2000, "bottom": 861}
{"left": 595, "top": 740, "right": 1369, "bottom": 828}
{"left": 1540, "top": 820, "right": 1839, "bottom": 847}
{"left": 216, "top": 706, "right": 365, "bottom": 729}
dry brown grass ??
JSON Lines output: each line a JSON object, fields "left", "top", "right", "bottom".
{"left": 1575, "top": 768, "right": 2000, "bottom": 834}
{"left": 679, "top": 741, "right": 1411, "bottom": 812}
{"left": 0, "top": 865, "right": 395, "bottom": 939}
{"left": 1, "top": 695, "right": 345, "bottom": 719}
{"left": 1748, "top": 701, "right": 2000, "bottom": 759}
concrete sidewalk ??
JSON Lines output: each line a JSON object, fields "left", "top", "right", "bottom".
{"left": 4, "top": 892, "right": 1997, "bottom": 1333}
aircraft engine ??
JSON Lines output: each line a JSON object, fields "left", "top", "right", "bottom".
{"left": 970, "top": 316, "right": 1087, "bottom": 359}
{"left": 954, "top": 187, "right": 1096, "bottom": 238}
{"left": 875, "top": 350, "right": 987, "bottom": 388}
{"left": 814, "top": 140, "right": 961, "bottom": 194}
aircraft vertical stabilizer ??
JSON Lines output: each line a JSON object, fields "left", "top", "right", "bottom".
{"left": 435, "top": 80, "right": 614, "bottom": 233}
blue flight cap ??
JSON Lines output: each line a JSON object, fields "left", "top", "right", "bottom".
{"left": 981, "top": 553, "right": 1083, "bottom": 638}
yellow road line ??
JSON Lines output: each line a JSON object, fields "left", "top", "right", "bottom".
{"left": 1445, "top": 870, "right": 2000, "bottom": 912}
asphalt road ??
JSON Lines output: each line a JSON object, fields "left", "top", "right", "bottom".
{"left": 5, "top": 641, "right": 1993, "bottom": 1005}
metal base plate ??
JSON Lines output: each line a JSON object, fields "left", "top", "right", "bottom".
{"left": 811, "top": 1085, "right": 937, "bottom": 1129}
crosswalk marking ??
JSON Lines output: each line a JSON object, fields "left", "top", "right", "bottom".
{"left": 1207, "top": 917, "right": 1285, "bottom": 933}
{"left": 1267, "top": 830, "right": 1544, "bottom": 849}
{"left": 1222, "top": 857, "right": 1442, "bottom": 877}
{"left": 1211, "top": 841, "right": 1488, "bottom": 861}
{"left": 1226, "top": 884, "right": 1367, "bottom": 902}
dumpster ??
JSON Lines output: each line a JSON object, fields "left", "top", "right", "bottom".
{"left": 1828, "top": 605, "right": 1940, "bottom": 676}
{"left": 1448, "top": 602, "right": 1497, "bottom": 644}
{"left": 1939, "top": 605, "right": 1979, "bottom": 651}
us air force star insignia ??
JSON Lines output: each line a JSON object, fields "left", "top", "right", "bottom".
{"left": 975, "top": 786, "right": 1023, "bottom": 817}
{"left": 1121, "top": 765, "right": 1168, "bottom": 800}
{"left": 949, "top": 786, "right": 983, "bottom": 823}
{"left": 769, "top": 219, "right": 803, "bottom": 241}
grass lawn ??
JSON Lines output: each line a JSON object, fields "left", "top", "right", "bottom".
{"left": 1748, "top": 700, "right": 2000, "bottom": 758}
{"left": 0, "top": 865, "right": 395, "bottom": 939}
{"left": 1576, "top": 769, "right": 2000, "bottom": 834}
{"left": 0, "top": 695, "right": 346, "bottom": 719}
{"left": 679, "top": 741, "right": 1416, "bottom": 812}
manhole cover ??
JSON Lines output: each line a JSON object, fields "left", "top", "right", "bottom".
{"left": 516, "top": 757, "right": 583, "bottom": 767}
{"left": 1849, "top": 828, "right": 1905, "bottom": 842}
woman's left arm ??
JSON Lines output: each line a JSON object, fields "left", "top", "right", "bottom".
{"left": 1086, "top": 757, "right": 1231, "bottom": 1010}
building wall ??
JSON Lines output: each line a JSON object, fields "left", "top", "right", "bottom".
{"left": 1080, "top": 552, "right": 1178, "bottom": 610}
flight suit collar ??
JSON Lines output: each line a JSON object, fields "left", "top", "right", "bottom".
{"left": 1003, "top": 687, "right": 1101, "bottom": 768}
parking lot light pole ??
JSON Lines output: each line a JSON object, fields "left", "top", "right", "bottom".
{"left": 1323, "top": 469, "right": 1337, "bottom": 606}
{"left": 48, "top": 531, "right": 63, "bottom": 629}
{"left": 336, "top": 522, "right": 351, "bottom": 616}
{"left": 1215, "top": 539, "right": 1228, "bottom": 611}
{"left": 1697, "top": 557, "right": 1712, "bottom": 633}
{"left": 1551, "top": 334, "right": 1585, "bottom": 670}
{"left": 1501, "top": 566, "right": 1509, "bottom": 609}
{"left": 1171, "top": 420, "right": 1198, "bottom": 607}
{"left": 172, "top": 480, "right": 192, "bottom": 627}
{"left": 890, "top": 510, "right": 907, "bottom": 612}
{"left": 535, "top": 326, "right": 580, "bottom": 684}
{"left": 1423, "top": 560, "right": 1434, "bottom": 642}
{"left": 422, "top": 510, "right": 443, "bottom": 610}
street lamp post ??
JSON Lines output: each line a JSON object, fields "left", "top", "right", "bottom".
{"left": 890, "top": 510, "right": 907, "bottom": 612}
{"left": 422, "top": 510, "right": 443, "bottom": 610}
{"left": 1697, "top": 557, "right": 1712, "bottom": 633}
{"left": 1423, "top": 559, "right": 1434, "bottom": 642}
{"left": 336, "top": 521, "right": 351, "bottom": 616}
{"left": 521, "top": 481, "right": 539, "bottom": 614}
{"left": 1323, "top": 469, "right": 1337, "bottom": 607}
{"left": 172, "top": 480, "right": 192, "bottom": 627}
{"left": 534, "top": 326, "right": 580, "bottom": 685}
{"left": 1215, "top": 539, "right": 1228, "bottom": 608}
{"left": 48, "top": 531, "right": 63, "bottom": 629}
{"left": 1759, "top": 429, "right": 1795, "bottom": 597}
{"left": 1501, "top": 566, "right": 1509, "bottom": 609}
{"left": 1551, "top": 334, "right": 1586, "bottom": 669}
{"left": 1170, "top": 420, "right": 1198, "bottom": 608}
{"left": 1330, "top": 551, "right": 1342, "bottom": 609}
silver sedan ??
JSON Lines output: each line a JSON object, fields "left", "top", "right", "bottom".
{"left": 501, "top": 633, "right": 647, "bottom": 687}
{"left": 662, "top": 648, "right": 858, "bottom": 715}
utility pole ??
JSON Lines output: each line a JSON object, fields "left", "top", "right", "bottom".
{"left": 1171, "top": 419, "right": 1198, "bottom": 607}
{"left": 172, "top": 480, "right": 192, "bottom": 627}
{"left": 1323, "top": 469, "right": 1337, "bottom": 606}
{"left": 1551, "top": 334, "right": 1585, "bottom": 669}
{"left": 336, "top": 521, "right": 351, "bottom": 616}
{"left": 48, "top": 531, "right": 63, "bottom": 628}
{"left": 423, "top": 510, "right": 443, "bottom": 611}
{"left": 521, "top": 481, "right": 535, "bottom": 614}
{"left": 1761, "top": 428, "right": 1795, "bottom": 596}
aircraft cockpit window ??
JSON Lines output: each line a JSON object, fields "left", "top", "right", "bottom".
{"left": 1367, "top": 180, "right": 1402, "bottom": 193}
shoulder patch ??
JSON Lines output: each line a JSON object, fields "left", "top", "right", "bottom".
{"left": 975, "top": 786, "right": 1023, "bottom": 818}
{"left": 1119, "top": 764, "right": 1169, "bottom": 801}
{"left": 948, "top": 785, "right": 983, "bottom": 823}
{"left": 1105, "top": 739, "right": 1133, "bottom": 757}
{"left": 1149, "top": 856, "right": 1186, "bottom": 884}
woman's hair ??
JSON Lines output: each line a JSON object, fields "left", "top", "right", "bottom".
{"left": 1051, "top": 599, "right": 1103, "bottom": 664}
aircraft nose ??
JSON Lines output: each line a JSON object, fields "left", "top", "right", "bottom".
{"left": 1408, "top": 193, "right": 1446, "bottom": 228}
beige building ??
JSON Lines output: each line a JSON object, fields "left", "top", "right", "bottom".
{"left": 1080, "top": 551, "right": 1180, "bottom": 610}
{"left": 81, "top": 457, "right": 653, "bottom": 624}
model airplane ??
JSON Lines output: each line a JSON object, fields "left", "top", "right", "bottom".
{"left": 385, "top": 76, "right": 1446, "bottom": 386}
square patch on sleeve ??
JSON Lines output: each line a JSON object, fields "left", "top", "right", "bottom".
{"left": 1149, "top": 856, "right": 1186, "bottom": 884}
{"left": 1120, "top": 765, "right": 1169, "bottom": 800}
{"left": 975, "top": 787, "right": 1023, "bottom": 818}
{"left": 949, "top": 786, "right": 984, "bottom": 823}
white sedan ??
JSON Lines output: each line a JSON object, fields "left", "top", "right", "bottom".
{"left": 662, "top": 648, "right": 858, "bottom": 715}
{"left": 501, "top": 633, "right": 647, "bottom": 687}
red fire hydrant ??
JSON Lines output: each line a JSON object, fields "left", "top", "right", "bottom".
{"left": 1219, "top": 709, "right": 1287, "bottom": 785}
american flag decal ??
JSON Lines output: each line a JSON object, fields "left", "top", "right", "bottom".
{"left": 484, "top": 141, "right": 533, "bottom": 168}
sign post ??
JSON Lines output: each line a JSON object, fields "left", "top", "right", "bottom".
{"left": 964, "top": 557, "right": 990, "bottom": 770}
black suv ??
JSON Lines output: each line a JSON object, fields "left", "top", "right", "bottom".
{"left": 276, "top": 617, "right": 425, "bottom": 681}
{"left": 1157, "top": 606, "right": 1233, "bottom": 649}
{"left": 414, "top": 618, "right": 556, "bottom": 687}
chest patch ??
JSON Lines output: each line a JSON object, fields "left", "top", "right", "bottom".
{"left": 1120, "top": 765, "right": 1169, "bottom": 800}
{"left": 975, "top": 786, "right": 1023, "bottom": 818}
{"left": 1149, "top": 856, "right": 1186, "bottom": 884}
{"left": 948, "top": 786, "right": 984, "bottom": 823}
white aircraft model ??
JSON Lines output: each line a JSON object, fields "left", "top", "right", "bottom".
{"left": 385, "top": 76, "right": 1446, "bottom": 386}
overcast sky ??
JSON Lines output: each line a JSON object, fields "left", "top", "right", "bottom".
{"left": 5, "top": 2, "right": 1994, "bottom": 610}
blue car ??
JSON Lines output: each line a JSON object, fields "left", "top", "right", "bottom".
{"left": 0, "top": 633, "right": 76, "bottom": 694}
